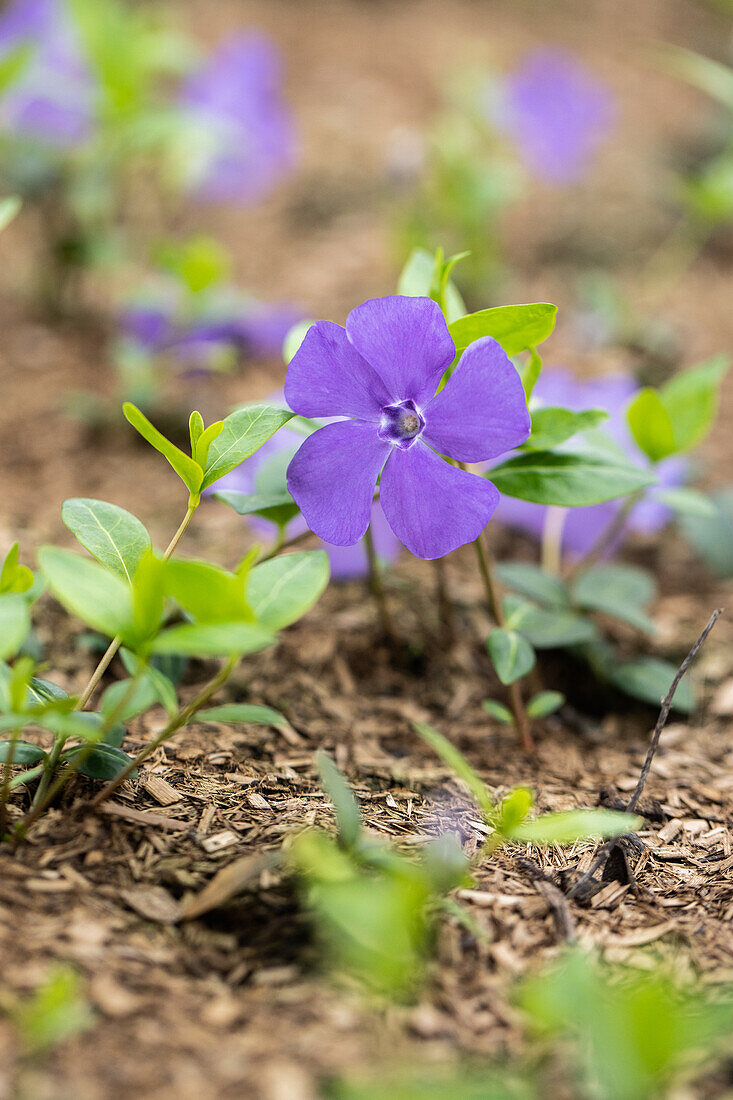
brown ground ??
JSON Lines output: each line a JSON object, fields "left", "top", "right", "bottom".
{"left": 1, "top": 1, "right": 733, "bottom": 1097}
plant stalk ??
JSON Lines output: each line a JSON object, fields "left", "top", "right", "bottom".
{"left": 566, "top": 491, "right": 641, "bottom": 581}
{"left": 473, "top": 532, "right": 533, "bottom": 753}
{"left": 363, "top": 524, "right": 396, "bottom": 644}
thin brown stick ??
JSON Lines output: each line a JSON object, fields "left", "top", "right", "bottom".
{"left": 473, "top": 533, "right": 533, "bottom": 753}
{"left": 567, "top": 608, "right": 723, "bottom": 900}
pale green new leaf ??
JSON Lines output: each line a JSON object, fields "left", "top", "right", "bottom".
{"left": 123, "top": 403, "right": 203, "bottom": 495}
{"left": 202, "top": 405, "right": 295, "bottom": 489}
{"left": 509, "top": 808, "right": 641, "bottom": 845}
{"left": 38, "top": 547, "right": 132, "bottom": 639}
{"left": 247, "top": 551, "right": 330, "bottom": 630}
{"left": 151, "top": 621, "right": 274, "bottom": 657}
{"left": 0, "top": 595, "right": 31, "bottom": 660}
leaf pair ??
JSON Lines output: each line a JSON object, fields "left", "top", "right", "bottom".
{"left": 627, "top": 356, "right": 729, "bottom": 463}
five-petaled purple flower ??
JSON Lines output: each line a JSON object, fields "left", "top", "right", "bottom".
{"left": 285, "top": 296, "right": 531, "bottom": 560}
{"left": 0, "top": 0, "right": 94, "bottom": 147}
{"left": 495, "top": 368, "right": 687, "bottom": 555}
{"left": 179, "top": 33, "right": 295, "bottom": 204}
{"left": 494, "top": 48, "right": 614, "bottom": 184}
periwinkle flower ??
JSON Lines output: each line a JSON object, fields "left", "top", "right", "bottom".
{"left": 180, "top": 34, "right": 295, "bottom": 204}
{"left": 285, "top": 296, "right": 531, "bottom": 560}
{"left": 495, "top": 49, "right": 614, "bottom": 184}
{"left": 495, "top": 369, "right": 687, "bottom": 555}
{"left": 214, "top": 404, "right": 401, "bottom": 581}
{"left": 0, "top": 0, "right": 94, "bottom": 147}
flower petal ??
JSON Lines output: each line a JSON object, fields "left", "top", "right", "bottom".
{"left": 380, "top": 442, "right": 500, "bottom": 559}
{"left": 284, "top": 320, "right": 392, "bottom": 420}
{"left": 345, "top": 295, "right": 455, "bottom": 407}
{"left": 286, "top": 421, "right": 390, "bottom": 546}
{"left": 422, "top": 337, "right": 531, "bottom": 462}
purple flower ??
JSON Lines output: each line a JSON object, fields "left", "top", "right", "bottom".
{"left": 0, "top": 0, "right": 94, "bottom": 146}
{"left": 120, "top": 293, "right": 301, "bottom": 369}
{"left": 214, "top": 406, "right": 401, "bottom": 581}
{"left": 180, "top": 34, "right": 295, "bottom": 204}
{"left": 494, "top": 368, "right": 688, "bottom": 555}
{"left": 495, "top": 49, "right": 614, "bottom": 184}
{"left": 284, "top": 296, "right": 531, "bottom": 560}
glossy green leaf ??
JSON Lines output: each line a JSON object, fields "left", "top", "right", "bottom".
{"left": 26, "top": 678, "right": 69, "bottom": 708}
{"left": 0, "top": 594, "right": 31, "bottom": 660}
{"left": 524, "top": 407, "right": 608, "bottom": 451}
{"left": 317, "top": 751, "right": 363, "bottom": 849}
{"left": 39, "top": 547, "right": 132, "bottom": 639}
{"left": 660, "top": 356, "right": 729, "bottom": 454}
{"left": 189, "top": 410, "right": 204, "bottom": 455}
{"left": 0, "top": 542, "right": 33, "bottom": 594}
{"left": 123, "top": 403, "right": 203, "bottom": 495}
{"left": 413, "top": 722, "right": 494, "bottom": 821}
{"left": 494, "top": 562, "right": 569, "bottom": 609}
{"left": 0, "top": 740, "right": 46, "bottom": 765}
{"left": 608, "top": 657, "right": 695, "bottom": 713}
{"left": 247, "top": 551, "right": 330, "bottom": 631}
{"left": 214, "top": 489, "right": 300, "bottom": 530}
{"left": 197, "top": 703, "right": 289, "bottom": 728}
{"left": 486, "top": 628, "right": 536, "bottom": 685}
{"left": 572, "top": 564, "right": 657, "bottom": 634}
{"left": 165, "top": 559, "right": 252, "bottom": 623}
{"left": 510, "top": 808, "right": 642, "bottom": 845}
{"left": 201, "top": 405, "right": 295, "bottom": 489}
{"left": 63, "top": 743, "right": 137, "bottom": 781}
{"left": 62, "top": 498, "right": 151, "bottom": 583}
{"left": 488, "top": 451, "right": 656, "bottom": 506}
{"left": 193, "top": 420, "right": 225, "bottom": 470}
{"left": 527, "top": 691, "right": 565, "bottom": 718}
{"left": 626, "top": 388, "right": 676, "bottom": 463}
{"left": 505, "top": 598, "right": 597, "bottom": 648}
{"left": 151, "top": 621, "right": 274, "bottom": 657}
{"left": 449, "top": 303, "right": 557, "bottom": 358}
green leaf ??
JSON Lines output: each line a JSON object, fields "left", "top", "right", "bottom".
{"left": 486, "top": 628, "right": 536, "bottom": 685}
{"left": 283, "top": 320, "right": 315, "bottom": 365}
{"left": 0, "top": 195, "right": 21, "bottom": 233}
{"left": 100, "top": 677, "right": 158, "bottom": 723}
{"left": 151, "top": 621, "right": 274, "bottom": 657}
{"left": 123, "top": 403, "right": 203, "bottom": 495}
{"left": 247, "top": 551, "right": 330, "bottom": 630}
{"left": 201, "top": 405, "right": 295, "bottom": 489}
{"left": 520, "top": 347, "right": 542, "bottom": 400}
{"left": 165, "top": 559, "right": 252, "bottom": 623}
{"left": 120, "top": 650, "right": 178, "bottom": 715}
{"left": 494, "top": 562, "right": 569, "bottom": 609}
{"left": 510, "top": 808, "right": 642, "bottom": 845}
{"left": 524, "top": 407, "right": 608, "bottom": 451}
{"left": 26, "top": 678, "right": 69, "bottom": 708}
{"left": 397, "top": 247, "right": 466, "bottom": 323}
{"left": 38, "top": 547, "right": 132, "bottom": 639}
{"left": 63, "top": 743, "right": 137, "bottom": 781}
{"left": 0, "top": 741, "right": 47, "bottom": 765}
{"left": 61, "top": 498, "right": 151, "bottom": 583}
{"left": 527, "top": 691, "right": 565, "bottom": 718}
{"left": 189, "top": 410, "right": 204, "bottom": 455}
{"left": 481, "top": 699, "right": 513, "bottom": 724}
{"left": 679, "top": 488, "right": 733, "bottom": 577}
{"left": 654, "top": 487, "right": 716, "bottom": 518}
{"left": 317, "top": 751, "right": 363, "bottom": 849}
{"left": 488, "top": 451, "right": 656, "bottom": 506}
{"left": 0, "top": 594, "right": 30, "bottom": 660}
{"left": 197, "top": 703, "right": 289, "bottom": 729}
{"left": 572, "top": 564, "right": 657, "bottom": 633}
{"left": 505, "top": 599, "right": 597, "bottom": 648}
{"left": 626, "top": 388, "right": 676, "bottom": 462}
{"left": 497, "top": 787, "right": 534, "bottom": 837}
{"left": 608, "top": 658, "right": 696, "bottom": 714}
{"left": 0, "top": 542, "right": 33, "bottom": 594}
{"left": 214, "top": 489, "right": 300, "bottom": 530}
{"left": 413, "top": 722, "right": 494, "bottom": 821}
{"left": 193, "top": 420, "right": 224, "bottom": 470}
{"left": 660, "top": 356, "right": 729, "bottom": 454}
{"left": 449, "top": 303, "right": 557, "bottom": 358}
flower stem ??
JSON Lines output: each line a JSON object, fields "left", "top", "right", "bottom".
{"left": 432, "top": 558, "right": 455, "bottom": 642}
{"left": 565, "top": 491, "right": 641, "bottom": 582}
{"left": 91, "top": 655, "right": 237, "bottom": 810}
{"left": 473, "top": 532, "right": 533, "bottom": 753}
{"left": 541, "top": 506, "right": 567, "bottom": 576}
{"left": 364, "top": 524, "right": 396, "bottom": 644}
{"left": 76, "top": 500, "right": 198, "bottom": 711}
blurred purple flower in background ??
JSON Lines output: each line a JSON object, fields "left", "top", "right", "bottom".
{"left": 180, "top": 33, "right": 296, "bottom": 204}
{"left": 0, "top": 0, "right": 94, "bottom": 146}
{"left": 213, "top": 408, "right": 401, "bottom": 581}
{"left": 494, "top": 48, "right": 614, "bottom": 184}
{"left": 495, "top": 369, "right": 687, "bottom": 555}
{"left": 120, "top": 293, "right": 302, "bottom": 373}
{"left": 285, "top": 296, "right": 530, "bottom": 560}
